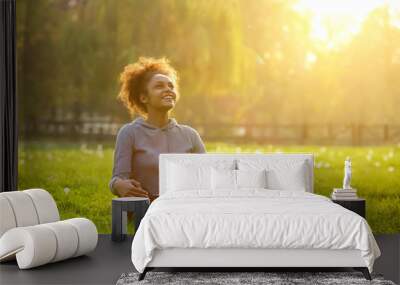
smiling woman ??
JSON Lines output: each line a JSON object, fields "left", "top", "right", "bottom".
{"left": 118, "top": 57, "right": 180, "bottom": 118}
{"left": 109, "top": 57, "right": 206, "bottom": 202}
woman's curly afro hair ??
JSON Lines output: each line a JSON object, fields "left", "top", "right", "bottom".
{"left": 118, "top": 56, "right": 179, "bottom": 117}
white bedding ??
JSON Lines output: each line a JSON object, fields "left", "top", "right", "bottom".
{"left": 131, "top": 190, "right": 380, "bottom": 273}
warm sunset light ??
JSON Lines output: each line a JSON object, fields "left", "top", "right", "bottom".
{"left": 4, "top": 2, "right": 400, "bottom": 283}
{"left": 293, "top": 0, "right": 400, "bottom": 49}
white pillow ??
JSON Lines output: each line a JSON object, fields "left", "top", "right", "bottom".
{"left": 236, "top": 169, "right": 267, "bottom": 188}
{"left": 238, "top": 159, "right": 309, "bottom": 191}
{"left": 211, "top": 168, "right": 237, "bottom": 190}
{"left": 167, "top": 162, "right": 212, "bottom": 192}
{"left": 266, "top": 166, "right": 307, "bottom": 191}
{"left": 211, "top": 169, "right": 268, "bottom": 190}
{"left": 165, "top": 159, "right": 236, "bottom": 193}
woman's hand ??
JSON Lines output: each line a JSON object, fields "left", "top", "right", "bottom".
{"left": 148, "top": 193, "right": 159, "bottom": 203}
{"left": 113, "top": 178, "right": 149, "bottom": 199}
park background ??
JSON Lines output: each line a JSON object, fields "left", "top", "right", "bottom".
{"left": 16, "top": 0, "right": 400, "bottom": 233}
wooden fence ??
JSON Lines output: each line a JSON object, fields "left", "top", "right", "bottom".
{"left": 20, "top": 120, "right": 400, "bottom": 145}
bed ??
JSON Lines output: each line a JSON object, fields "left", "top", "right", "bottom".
{"left": 131, "top": 153, "right": 381, "bottom": 281}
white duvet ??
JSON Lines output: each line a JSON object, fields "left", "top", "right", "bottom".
{"left": 131, "top": 190, "right": 380, "bottom": 273}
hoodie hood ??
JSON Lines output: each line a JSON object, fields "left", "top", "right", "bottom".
{"left": 133, "top": 116, "right": 177, "bottom": 131}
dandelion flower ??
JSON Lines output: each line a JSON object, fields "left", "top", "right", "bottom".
{"left": 388, "top": 166, "right": 395, "bottom": 172}
{"left": 374, "top": 162, "right": 381, "bottom": 168}
{"left": 96, "top": 144, "right": 104, "bottom": 158}
{"left": 80, "top": 143, "right": 87, "bottom": 150}
{"left": 64, "top": 187, "right": 71, "bottom": 195}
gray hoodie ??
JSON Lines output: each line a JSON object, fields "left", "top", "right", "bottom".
{"left": 109, "top": 116, "right": 206, "bottom": 196}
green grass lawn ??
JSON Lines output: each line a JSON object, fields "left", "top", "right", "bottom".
{"left": 18, "top": 140, "right": 400, "bottom": 234}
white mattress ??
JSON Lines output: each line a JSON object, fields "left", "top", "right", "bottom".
{"left": 131, "top": 190, "right": 381, "bottom": 273}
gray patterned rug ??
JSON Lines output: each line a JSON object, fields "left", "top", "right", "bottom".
{"left": 116, "top": 271, "right": 396, "bottom": 285}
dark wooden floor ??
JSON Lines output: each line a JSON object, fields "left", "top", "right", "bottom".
{"left": 0, "top": 234, "right": 399, "bottom": 285}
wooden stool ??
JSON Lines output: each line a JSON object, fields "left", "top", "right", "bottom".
{"left": 111, "top": 197, "right": 149, "bottom": 242}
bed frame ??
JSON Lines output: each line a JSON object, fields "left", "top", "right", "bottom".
{"left": 140, "top": 248, "right": 370, "bottom": 280}
{"left": 138, "top": 154, "right": 372, "bottom": 280}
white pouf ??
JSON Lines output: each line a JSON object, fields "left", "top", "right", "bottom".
{"left": 0, "top": 189, "right": 98, "bottom": 269}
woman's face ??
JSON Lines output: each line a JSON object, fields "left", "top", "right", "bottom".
{"left": 141, "top": 73, "right": 178, "bottom": 112}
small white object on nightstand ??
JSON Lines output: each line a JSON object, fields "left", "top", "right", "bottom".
{"left": 343, "top": 157, "right": 352, "bottom": 190}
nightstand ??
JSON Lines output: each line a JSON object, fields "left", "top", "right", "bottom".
{"left": 332, "top": 198, "right": 366, "bottom": 218}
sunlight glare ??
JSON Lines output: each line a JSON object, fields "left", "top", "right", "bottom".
{"left": 293, "top": 0, "right": 399, "bottom": 49}
{"left": 305, "top": 51, "right": 317, "bottom": 69}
